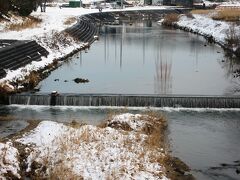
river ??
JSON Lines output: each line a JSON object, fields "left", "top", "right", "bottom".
{"left": 38, "top": 20, "right": 240, "bottom": 95}
{"left": 1, "top": 19, "right": 240, "bottom": 180}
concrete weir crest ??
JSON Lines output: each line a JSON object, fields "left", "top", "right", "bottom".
{"left": 6, "top": 94, "right": 240, "bottom": 108}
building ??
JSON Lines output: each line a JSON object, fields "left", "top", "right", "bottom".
{"left": 69, "top": 0, "right": 81, "bottom": 7}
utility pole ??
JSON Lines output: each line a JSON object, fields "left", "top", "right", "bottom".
{"left": 121, "top": 0, "right": 123, "bottom": 9}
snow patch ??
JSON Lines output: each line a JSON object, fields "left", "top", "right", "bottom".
{"left": 0, "top": 142, "right": 20, "bottom": 179}
{"left": 177, "top": 14, "right": 231, "bottom": 44}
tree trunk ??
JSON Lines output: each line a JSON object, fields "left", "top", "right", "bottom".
{"left": 43, "top": 0, "right": 47, "bottom": 12}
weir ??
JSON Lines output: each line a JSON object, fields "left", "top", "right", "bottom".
{"left": 7, "top": 94, "right": 240, "bottom": 108}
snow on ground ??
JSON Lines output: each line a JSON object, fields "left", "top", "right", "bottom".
{"left": 176, "top": 14, "right": 240, "bottom": 46}
{"left": 108, "top": 113, "right": 147, "bottom": 131}
{"left": 202, "top": 0, "right": 240, "bottom": 7}
{"left": 0, "top": 142, "right": 20, "bottom": 179}
{"left": 0, "top": 113, "right": 169, "bottom": 179}
{"left": 0, "top": 7, "right": 98, "bottom": 40}
{"left": 177, "top": 14, "right": 229, "bottom": 44}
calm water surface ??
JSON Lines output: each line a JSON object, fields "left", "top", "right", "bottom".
{"left": 38, "top": 20, "right": 240, "bottom": 95}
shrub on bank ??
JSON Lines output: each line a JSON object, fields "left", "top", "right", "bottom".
{"left": 225, "top": 24, "right": 240, "bottom": 57}
{"left": 162, "top": 13, "right": 180, "bottom": 26}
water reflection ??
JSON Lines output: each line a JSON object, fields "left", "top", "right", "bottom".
{"left": 38, "top": 20, "right": 239, "bottom": 95}
{"left": 220, "top": 54, "right": 240, "bottom": 95}
{"left": 154, "top": 45, "right": 172, "bottom": 94}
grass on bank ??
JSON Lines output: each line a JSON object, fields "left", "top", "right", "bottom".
{"left": 213, "top": 9, "right": 240, "bottom": 21}
{"left": 191, "top": 9, "right": 215, "bottom": 15}
{"left": 5, "top": 16, "right": 42, "bottom": 31}
{"left": 162, "top": 13, "right": 180, "bottom": 26}
{"left": 64, "top": 17, "right": 77, "bottom": 25}
{"left": 191, "top": 9, "right": 240, "bottom": 22}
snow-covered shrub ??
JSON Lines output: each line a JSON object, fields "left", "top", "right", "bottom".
{"left": 35, "top": 30, "right": 77, "bottom": 53}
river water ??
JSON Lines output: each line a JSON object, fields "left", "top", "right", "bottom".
{"left": 1, "top": 20, "right": 240, "bottom": 179}
{"left": 0, "top": 106, "right": 240, "bottom": 179}
{"left": 38, "top": 20, "right": 240, "bottom": 95}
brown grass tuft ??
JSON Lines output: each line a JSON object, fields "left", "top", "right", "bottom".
{"left": 68, "top": 120, "right": 87, "bottom": 129}
{"left": 5, "top": 16, "right": 42, "bottom": 31}
{"left": 212, "top": 9, "right": 240, "bottom": 21}
{"left": 26, "top": 71, "right": 40, "bottom": 89}
{"left": 191, "top": 9, "right": 215, "bottom": 15}
{"left": 49, "top": 165, "right": 81, "bottom": 180}
{"left": 162, "top": 13, "right": 180, "bottom": 26}
{"left": 64, "top": 17, "right": 77, "bottom": 25}
{"left": 0, "top": 83, "right": 14, "bottom": 93}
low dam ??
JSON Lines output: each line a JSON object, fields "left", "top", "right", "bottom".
{"left": 6, "top": 94, "right": 240, "bottom": 108}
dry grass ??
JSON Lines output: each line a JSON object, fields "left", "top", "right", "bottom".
{"left": 191, "top": 9, "right": 215, "bottom": 15}
{"left": 36, "top": 31, "right": 74, "bottom": 51}
{"left": 25, "top": 71, "right": 41, "bottom": 89}
{"left": 64, "top": 17, "right": 77, "bottom": 25}
{"left": 68, "top": 120, "right": 86, "bottom": 129}
{"left": 0, "top": 83, "right": 14, "bottom": 93}
{"left": 49, "top": 165, "right": 81, "bottom": 180}
{"left": 162, "top": 13, "right": 180, "bottom": 26}
{"left": 191, "top": 9, "right": 240, "bottom": 22}
{"left": 5, "top": 16, "right": 42, "bottom": 31}
{"left": 98, "top": 108, "right": 129, "bottom": 128}
{"left": 141, "top": 112, "right": 167, "bottom": 150}
{"left": 212, "top": 9, "right": 240, "bottom": 21}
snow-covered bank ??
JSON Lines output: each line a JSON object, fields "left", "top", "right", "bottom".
{"left": 0, "top": 7, "right": 99, "bottom": 91}
{"left": 177, "top": 14, "right": 229, "bottom": 44}
{"left": 0, "top": 113, "right": 172, "bottom": 179}
{"left": 175, "top": 13, "right": 240, "bottom": 53}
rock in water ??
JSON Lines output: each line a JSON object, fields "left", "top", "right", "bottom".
{"left": 73, "top": 78, "right": 89, "bottom": 83}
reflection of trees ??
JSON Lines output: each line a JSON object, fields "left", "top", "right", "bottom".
{"left": 154, "top": 46, "right": 172, "bottom": 94}
{"left": 221, "top": 55, "right": 240, "bottom": 95}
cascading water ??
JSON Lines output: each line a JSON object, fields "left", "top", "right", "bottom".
{"left": 7, "top": 94, "right": 240, "bottom": 108}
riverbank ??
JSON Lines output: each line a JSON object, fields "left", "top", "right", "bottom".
{"left": 0, "top": 7, "right": 102, "bottom": 92}
{"left": 174, "top": 12, "right": 240, "bottom": 57}
{"left": 0, "top": 112, "right": 193, "bottom": 179}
